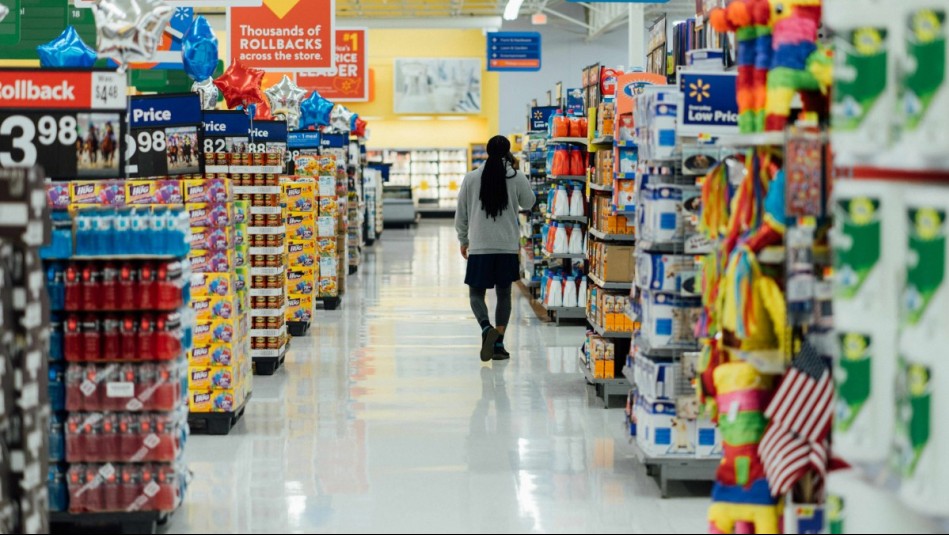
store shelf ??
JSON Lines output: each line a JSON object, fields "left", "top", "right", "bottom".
{"left": 251, "top": 343, "right": 289, "bottom": 359}
{"left": 543, "top": 304, "right": 586, "bottom": 318}
{"left": 549, "top": 137, "right": 589, "bottom": 145}
{"left": 636, "top": 240, "right": 686, "bottom": 253}
{"left": 589, "top": 182, "right": 613, "bottom": 192}
{"left": 233, "top": 185, "right": 282, "bottom": 195}
{"left": 588, "top": 227, "right": 635, "bottom": 242}
{"left": 520, "top": 277, "right": 540, "bottom": 289}
{"left": 588, "top": 315, "right": 634, "bottom": 338}
{"left": 591, "top": 135, "right": 614, "bottom": 145}
{"left": 715, "top": 132, "right": 786, "bottom": 147}
{"left": 587, "top": 271, "right": 631, "bottom": 291}
{"left": 248, "top": 246, "right": 284, "bottom": 255}
{"left": 616, "top": 140, "right": 636, "bottom": 148}
{"left": 548, "top": 175, "right": 587, "bottom": 182}
{"left": 578, "top": 352, "right": 630, "bottom": 408}
{"left": 249, "top": 265, "right": 286, "bottom": 276}
{"left": 248, "top": 287, "right": 284, "bottom": 297}
{"left": 544, "top": 251, "right": 585, "bottom": 260}
{"left": 548, "top": 214, "right": 588, "bottom": 223}
{"left": 633, "top": 336, "right": 700, "bottom": 358}
{"left": 249, "top": 206, "right": 283, "bottom": 215}
{"left": 249, "top": 305, "right": 288, "bottom": 318}
{"left": 628, "top": 438, "right": 719, "bottom": 498}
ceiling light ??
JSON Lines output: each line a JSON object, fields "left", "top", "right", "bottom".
{"left": 399, "top": 116, "right": 435, "bottom": 121}
{"left": 437, "top": 116, "right": 469, "bottom": 121}
{"left": 503, "top": 0, "right": 524, "bottom": 21}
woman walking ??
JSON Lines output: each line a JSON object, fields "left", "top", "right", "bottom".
{"left": 455, "top": 135, "right": 536, "bottom": 362}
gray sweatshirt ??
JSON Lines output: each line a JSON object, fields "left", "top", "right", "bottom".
{"left": 455, "top": 165, "right": 536, "bottom": 255}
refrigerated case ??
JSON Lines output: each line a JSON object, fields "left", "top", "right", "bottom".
{"left": 367, "top": 148, "right": 465, "bottom": 215}
{"left": 382, "top": 185, "right": 417, "bottom": 227}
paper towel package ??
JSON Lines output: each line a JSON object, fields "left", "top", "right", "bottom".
{"left": 827, "top": 469, "right": 940, "bottom": 534}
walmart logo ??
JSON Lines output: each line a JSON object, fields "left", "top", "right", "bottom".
{"left": 533, "top": 110, "right": 544, "bottom": 119}
{"left": 689, "top": 79, "right": 711, "bottom": 102}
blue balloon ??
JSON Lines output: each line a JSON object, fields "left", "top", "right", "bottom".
{"left": 37, "top": 26, "right": 97, "bottom": 68}
{"left": 350, "top": 113, "right": 359, "bottom": 130}
{"left": 181, "top": 16, "right": 218, "bottom": 82}
{"left": 299, "top": 91, "right": 334, "bottom": 129}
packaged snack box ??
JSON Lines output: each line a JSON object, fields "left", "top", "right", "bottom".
{"left": 286, "top": 268, "right": 316, "bottom": 295}
{"left": 126, "top": 180, "right": 183, "bottom": 205}
{"left": 187, "top": 203, "right": 233, "bottom": 228}
{"left": 189, "top": 340, "right": 241, "bottom": 367}
{"left": 319, "top": 277, "right": 339, "bottom": 297}
{"left": 189, "top": 248, "right": 237, "bottom": 273}
{"left": 190, "top": 226, "right": 233, "bottom": 251}
{"left": 286, "top": 211, "right": 316, "bottom": 241}
{"left": 189, "top": 387, "right": 242, "bottom": 413}
{"left": 317, "top": 216, "right": 336, "bottom": 237}
{"left": 233, "top": 200, "right": 249, "bottom": 225}
{"left": 319, "top": 196, "right": 339, "bottom": 217}
{"left": 286, "top": 294, "right": 314, "bottom": 323}
{"left": 183, "top": 178, "right": 229, "bottom": 203}
{"left": 191, "top": 272, "right": 237, "bottom": 298}
{"left": 287, "top": 240, "right": 317, "bottom": 268}
{"left": 282, "top": 182, "right": 316, "bottom": 212}
{"left": 317, "top": 237, "right": 337, "bottom": 257}
{"left": 191, "top": 294, "right": 240, "bottom": 321}
{"left": 71, "top": 181, "right": 125, "bottom": 207}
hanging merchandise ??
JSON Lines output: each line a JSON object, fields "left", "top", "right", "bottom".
{"left": 299, "top": 90, "right": 335, "bottom": 130}
{"left": 264, "top": 75, "right": 307, "bottom": 131}
{"left": 214, "top": 59, "right": 266, "bottom": 110}
{"left": 181, "top": 16, "right": 219, "bottom": 85}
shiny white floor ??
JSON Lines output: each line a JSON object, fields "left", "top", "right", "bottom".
{"left": 171, "top": 220, "right": 709, "bottom": 534}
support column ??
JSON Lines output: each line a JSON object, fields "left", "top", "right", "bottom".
{"left": 627, "top": 4, "right": 645, "bottom": 71}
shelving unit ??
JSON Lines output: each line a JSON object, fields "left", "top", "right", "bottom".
{"left": 578, "top": 353, "right": 630, "bottom": 409}
{"left": 587, "top": 227, "right": 634, "bottom": 242}
{"left": 587, "top": 271, "right": 630, "bottom": 291}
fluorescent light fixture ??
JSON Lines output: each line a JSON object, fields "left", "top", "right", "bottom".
{"left": 399, "top": 116, "right": 435, "bottom": 121}
{"left": 503, "top": 0, "right": 524, "bottom": 21}
{"left": 437, "top": 116, "right": 469, "bottom": 121}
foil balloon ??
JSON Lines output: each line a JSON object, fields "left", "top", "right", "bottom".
{"left": 252, "top": 95, "right": 272, "bottom": 120}
{"left": 37, "top": 26, "right": 98, "bottom": 68}
{"left": 353, "top": 117, "right": 367, "bottom": 138}
{"left": 274, "top": 111, "right": 301, "bottom": 131}
{"left": 0, "top": 4, "right": 9, "bottom": 23}
{"left": 214, "top": 59, "right": 265, "bottom": 109}
{"left": 330, "top": 104, "right": 356, "bottom": 132}
{"left": 181, "top": 15, "right": 217, "bottom": 82}
{"left": 299, "top": 90, "right": 334, "bottom": 129}
{"left": 191, "top": 78, "right": 219, "bottom": 110}
{"left": 264, "top": 75, "right": 307, "bottom": 120}
{"left": 92, "top": 0, "right": 175, "bottom": 68}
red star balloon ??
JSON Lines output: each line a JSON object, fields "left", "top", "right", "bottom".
{"left": 353, "top": 117, "right": 367, "bottom": 138}
{"left": 253, "top": 93, "right": 272, "bottom": 120}
{"left": 214, "top": 59, "right": 265, "bottom": 109}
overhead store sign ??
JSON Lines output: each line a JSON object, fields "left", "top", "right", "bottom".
{"left": 677, "top": 70, "right": 739, "bottom": 136}
{"left": 487, "top": 32, "right": 541, "bottom": 72}
{"left": 297, "top": 29, "right": 368, "bottom": 102}
{"left": 288, "top": 130, "right": 321, "bottom": 158}
{"left": 529, "top": 106, "right": 559, "bottom": 133}
{"left": 228, "top": 0, "right": 336, "bottom": 72}
{"left": 0, "top": 69, "right": 126, "bottom": 180}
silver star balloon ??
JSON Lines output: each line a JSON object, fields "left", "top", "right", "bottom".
{"left": 330, "top": 104, "right": 356, "bottom": 132}
{"left": 0, "top": 4, "right": 9, "bottom": 23}
{"left": 92, "top": 0, "right": 174, "bottom": 69}
{"left": 192, "top": 78, "right": 219, "bottom": 110}
{"left": 264, "top": 75, "right": 307, "bottom": 122}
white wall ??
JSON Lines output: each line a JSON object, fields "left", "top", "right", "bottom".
{"left": 497, "top": 10, "right": 630, "bottom": 135}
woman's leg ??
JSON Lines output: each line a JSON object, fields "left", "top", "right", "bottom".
{"left": 469, "top": 286, "right": 491, "bottom": 330}
{"left": 495, "top": 284, "right": 512, "bottom": 334}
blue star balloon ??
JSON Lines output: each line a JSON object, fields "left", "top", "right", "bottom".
{"left": 181, "top": 15, "right": 218, "bottom": 82}
{"left": 37, "top": 26, "right": 97, "bottom": 68}
{"left": 299, "top": 90, "right": 334, "bottom": 129}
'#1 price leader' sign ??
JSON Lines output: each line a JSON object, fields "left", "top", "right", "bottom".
{"left": 0, "top": 70, "right": 126, "bottom": 180}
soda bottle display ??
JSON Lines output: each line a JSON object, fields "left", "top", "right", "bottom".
{"left": 81, "top": 263, "right": 101, "bottom": 311}
{"left": 101, "top": 262, "right": 119, "bottom": 310}
{"left": 101, "top": 316, "right": 121, "bottom": 361}
{"left": 136, "top": 314, "right": 155, "bottom": 362}
{"left": 64, "top": 263, "right": 81, "bottom": 310}
{"left": 120, "top": 315, "right": 137, "bottom": 361}
{"left": 118, "top": 262, "right": 137, "bottom": 310}
{"left": 138, "top": 263, "right": 156, "bottom": 310}
{"left": 80, "top": 315, "right": 100, "bottom": 362}
{"left": 64, "top": 315, "right": 82, "bottom": 362}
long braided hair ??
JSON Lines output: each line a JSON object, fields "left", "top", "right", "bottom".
{"left": 479, "top": 135, "right": 517, "bottom": 220}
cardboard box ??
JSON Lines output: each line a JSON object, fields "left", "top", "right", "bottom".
{"left": 319, "top": 196, "right": 339, "bottom": 217}
{"left": 636, "top": 397, "right": 696, "bottom": 457}
{"left": 188, "top": 364, "right": 242, "bottom": 391}
{"left": 189, "top": 386, "right": 243, "bottom": 413}
{"left": 126, "top": 180, "right": 183, "bottom": 205}
{"left": 282, "top": 182, "right": 316, "bottom": 211}
{"left": 191, "top": 272, "right": 238, "bottom": 298}
{"left": 183, "top": 178, "right": 230, "bottom": 203}
{"left": 317, "top": 216, "right": 336, "bottom": 238}
{"left": 286, "top": 294, "right": 313, "bottom": 323}
{"left": 191, "top": 295, "right": 240, "bottom": 321}
{"left": 233, "top": 200, "right": 249, "bottom": 225}
{"left": 286, "top": 211, "right": 316, "bottom": 241}
{"left": 193, "top": 316, "right": 248, "bottom": 347}
{"left": 189, "top": 340, "right": 244, "bottom": 367}
{"left": 70, "top": 181, "right": 125, "bottom": 207}
{"left": 601, "top": 245, "right": 635, "bottom": 282}
{"left": 319, "top": 277, "right": 339, "bottom": 297}
{"left": 190, "top": 226, "right": 234, "bottom": 251}
{"left": 190, "top": 248, "right": 237, "bottom": 274}
{"left": 186, "top": 203, "right": 233, "bottom": 228}
{"left": 287, "top": 240, "right": 317, "bottom": 268}
{"left": 317, "top": 237, "right": 337, "bottom": 257}
{"left": 286, "top": 268, "right": 316, "bottom": 296}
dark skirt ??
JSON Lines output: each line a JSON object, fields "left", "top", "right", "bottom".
{"left": 465, "top": 253, "right": 519, "bottom": 289}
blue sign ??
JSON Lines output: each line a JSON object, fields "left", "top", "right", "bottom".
{"left": 251, "top": 120, "right": 288, "bottom": 143}
{"left": 320, "top": 132, "right": 348, "bottom": 148}
{"left": 288, "top": 131, "right": 321, "bottom": 150}
{"left": 202, "top": 111, "right": 250, "bottom": 137}
{"left": 677, "top": 70, "right": 739, "bottom": 136}
{"left": 129, "top": 93, "right": 202, "bottom": 128}
{"left": 487, "top": 32, "right": 541, "bottom": 72}
{"left": 529, "top": 106, "right": 559, "bottom": 133}
{"left": 565, "top": 88, "right": 585, "bottom": 116}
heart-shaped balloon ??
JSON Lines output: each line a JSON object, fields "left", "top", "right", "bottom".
{"left": 92, "top": 0, "right": 174, "bottom": 69}
{"left": 299, "top": 90, "right": 334, "bottom": 130}
{"left": 214, "top": 59, "right": 265, "bottom": 109}
{"left": 192, "top": 77, "right": 219, "bottom": 110}
{"left": 181, "top": 15, "right": 218, "bottom": 82}
{"left": 37, "top": 26, "right": 98, "bottom": 68}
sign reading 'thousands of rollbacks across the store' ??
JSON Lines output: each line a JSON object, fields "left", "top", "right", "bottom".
{"left": 297, "top": 29, "right": 368, "bottom": 102}
{"left": 228, "top": 0, "right": 336, "bottom": 72}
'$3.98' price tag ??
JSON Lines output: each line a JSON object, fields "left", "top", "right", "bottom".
{"left": 0, "top": 70, "right": 126, "bottom": 180}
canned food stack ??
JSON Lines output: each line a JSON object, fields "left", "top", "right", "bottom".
{"left": 282, "top": 172, "right": 318, "bottom": 330}
{"left": 224, "top": 152, "right": 290, "bottom": 373}
{"left": 0, "top": 168, "right": 52, "bottom": 534}
{"left": 40, "top": 187, "right": 191, "bottom": 518}
{"left": 183, "top": 160, "right": 252, "bottom": 415}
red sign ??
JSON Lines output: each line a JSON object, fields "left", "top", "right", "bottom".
{"left": 229, "top": 0, "right": 336, "bottom": 72}
{"left": 297, "top": 29, "right": 368, "bottom": 102}
{"left": 0, "top": 70, "right": 125, "bottom": 110}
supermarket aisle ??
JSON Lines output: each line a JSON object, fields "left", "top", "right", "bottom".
{"left": 172, "top": 220, "right": 707, "bottom": 534}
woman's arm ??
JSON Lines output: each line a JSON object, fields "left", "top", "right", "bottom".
{"left": 516, "top": 172, "right": 536, "bottom": 211}
{"left": 455, "top": 178, "right": 470, "bottom": 250}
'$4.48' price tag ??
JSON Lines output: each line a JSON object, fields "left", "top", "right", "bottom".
{"left": 0, "top": 70, "right": 126, "bottom": 180}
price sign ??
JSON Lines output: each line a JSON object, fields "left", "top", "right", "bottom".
{"left": 0, "top": 70, "right": 126, "bottom": 179}
{"left": 287, "top": 130, "right": 321, "bottom": 159}
{"left": 202, "top": 110, "right": 250, "bottom": 154}
{"left": 320, "top": 132, "right": 347, "bottom": 149}
{"left": 250, "top": 120, "right": 288, "bottom": 155}
{"left": 127, "top": 93, "right": 202, "bottom": 177}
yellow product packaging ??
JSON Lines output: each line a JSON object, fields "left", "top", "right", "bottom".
{"left": 234, "top": 222, "right": 248, "bottom": 248}
{"left": 286, "top": 211, "right": 316, "bottom": 241}
{"left": 191, "top": 294, "right": 240, "bottom": 321}
{"left": 293, "top": 155, "right": 321, "bottom": 177}
{"left": 319, "top": 196, "right": 339, "bottom": 217}
{"left": 319, "top": 277, "right": 339, "bottom": 297}
{"left": 235, "top": 266, "right": 249, "bottom": 293}
{"left": 188, "top": 364, "right": 243, "bottom": 391}
{"left": 283, "top": 182, "right": 316, "bottom": 211}
{"left": 318, "top": 155, "right": 337, "bottom": 177}
{"left": 194, "top": 316, "right": 248, "bottom": 348}
{"left": 286, "top": 267, "right": 316, "bottom": 295}
{"left": 287, "top": 240, "right": 318, "bottom": 268}
{"left": 186, "top": 202, "right": 234, "bottom": 228}
{"left": 317, "top": 237, "right": 337, "bottom": 257}
{"left": 190, "top": 272, "right": 236, "bottom": 298}
{"left": 189, "top": 387, "right": 243, "bottom": 413}
{"left": 70, "top": 181, "right": 125, "bottom": 207}
{"left": 286, "top": 294, "right": 314, "bottom": 323}
{"left": 189, "top": 340, "right": 242, "bottom": 367}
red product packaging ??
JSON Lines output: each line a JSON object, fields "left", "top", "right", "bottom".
{"left": 138, "top": 263, "right": 156, "bottom": 310}
{"left": 102, "top": 470, "right": 121, "bottom": 512}
{"left": 137, "top": 314, "right": 156, "bottom": 361}
{"left": 81, "top": 264, "right": 102, "bottom": 311}
{"left": 154, "top": 261, "right": 184, "bottom": 311}
{"left": 66, "top": 365, "right": 84, "bottom": 410}
{"left": 569, "top": 147, "right": 586, "bottom": 177}
{"left": 65, "top": 414, "right": 85, "bottom": 461}
{"left": 152, "top": 364, "right": 177, "bottom": 412}
{"left": 121, "top": 316, "right": 138, "bottom": 361}
{"left": 121, "top": 466, "right": 142, "bottom": 511}
{"left": 101, "top": 316, "right": 121, "bottom": 361}
{"left": 101, "top": 263, "right": 119, "bottom": 311}
{"left": 568, "top": 117, "right": 581, "bottom": 138}
{"left": 81, "top": 316, "right": 101, "bottom": 362}
{"left": 82, "top": 466, "right": 104, "bottom": 512}
{"left": 67, "top": 466, "right": 86, "bottom": 512}
{"left": 115, "top": 364, "right": 137, "bottom": 412}
{"left": 119, "top": 413, "right": 140, "bottom": 459}
{"left": 137, "top": 364, "right": 157, "bottom": 411}
{"left": 153, "top": 464, "right": 178, "bottom": 511}
{"left": 578, "top": 117, "right": 589, "bottom": 138}
{"left": 118, "top": 263, "right": 137, "bottom": 311}
{"left": 64, "top": 315, "right": 82, "bottom": 362}
{"left": 155, "top": 313, "right": 182, "bottom": 361}
{"left": 65, "top": 264, "right": 82, "bottom": 311}
{"left": 152, "top": 414, "right": 177, "bottom": 462}
{"left": 100, "top": 413, "right": 120, "bottom": 461}
{"left": 552, "top": 114, "right": 570, "bottom": 138}
{"left": 552, "top": 146, "right": 569, "bottom": 176}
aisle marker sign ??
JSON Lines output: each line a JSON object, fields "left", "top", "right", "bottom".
{"left": 0, "top": 69, "right": 126, "bottom": 179}
{"left": 297, "top": 29, "right": 368, "bottom": 102}
{"left": 127, "top": 93, "right": 203, "bottom": 177}
{"left": 677, "top": 70, "right": 739, "bottom": 136}
{"left": 228, "top": 0, "right": 336, "bottom": 72}
{"left": 487, "top": 32, "right": 541, "bottom": 72}
{"left": 320, "top": 132, "right": 348, "bottom": 149}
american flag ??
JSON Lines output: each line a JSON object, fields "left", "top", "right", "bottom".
{"left": 759, "top": 341, "right": 834, "bottom": 497}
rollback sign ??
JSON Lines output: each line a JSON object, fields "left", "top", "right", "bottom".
{"left": 228, "top": 0, "right": 336, "bottom": 72}
{"left": 0, "top": 69, "right": 126, "bottom": 179}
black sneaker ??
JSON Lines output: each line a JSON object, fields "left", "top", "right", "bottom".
{"left": 481, "top": 327, "right": 500, "bottom": 362}
{"left": 493, "top": 344, "right": 511, "bottom": 361}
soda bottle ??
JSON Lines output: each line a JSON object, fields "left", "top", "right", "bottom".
{"left": 47, "top": 262, "right": 66, "bottom": 311}
{"left": 154, "top": 261, "right": 183, "bottom": 311}
{"left": 152, "top": 413, "right": 174, "bottom": 462}
{"left": 49, "top": 314, "right": 65, "bottom": 361}
{"left": 67, "top": 465, "right": 85, "bottom": 512}
{"left": 100, "top": 262, "right": 119, "bottom": 311}
{"left": 65, "top": 413, "right": 83, "bottom": 462}
{"left": 100, "top": 413, "right": 119, "bottom": 461}
{"left": 49, "top": 364, "right": 66, "bottom": 412}
{"left": 137, "top": 364, "right": 157, "bottom": 411}
{"left": 116, "top": 364, "right": 137, "bottom": 412}
{"left": 138, "top": 263, "right": 156, "bottom": 310}
{"left": 81, "top": 263, "right": 102, "bottom": 311}
{"left": 49, "top": 414, "right": 65, "bottom": 462}
{"left": 63, "top": 315, "right": 82, "bottom": 362}
{"left": 81, "top": 315, "right": 101, "bottom": 362}
{"left": 137, "top": 314, "right": 155, "bottom": 361}
{"left": 83, "top": 465, "right": 104, "bottom": 512}
{"left": 118, "top": 413, "right": 139, "bottom": 460}
{"left": 154, "top": 312, "right": 181, "bottom": 361}
{"left": 118, "top": 262, "right": 137, "bottom": 311}
{"left": 120, "top": 465, "right": 141, "bottom": 511}
{"left": 65, "top": 364, "right": 84, "bottom": 411}
{"left": 139, "top": 465, "right": 155, "bottom": 511}
{"left": 120, "top": 315, "right": 137, "bottom": 361}
{"left": 83, "top": 413, "right": 103, "bottom": 462}
{"left": 82, "top": 364, "right": 101, "bottom": 411}
{"left": 64, "top": 263, "right": 81, "bottom": 311}
{"left": 154, "top": 464, "right": 177, "bottom": 511}
{"left": 101, "top": 316, "right": 120, "bottom": 361}
{"left": 102, "top": 468, "right": 121, "bottom": 512}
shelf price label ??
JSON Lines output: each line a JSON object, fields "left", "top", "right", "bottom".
{"left": 0, "top": 70, "right": 126, "bottom": 179}
{"left": 127, "top": 93, "right": 202, "bottom": 177}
